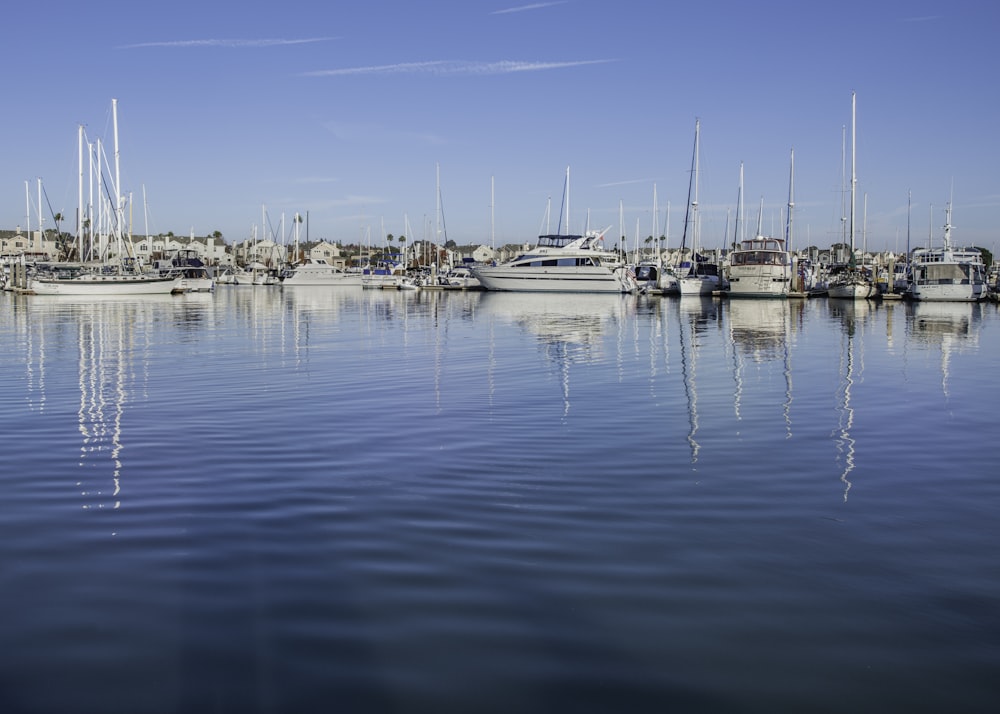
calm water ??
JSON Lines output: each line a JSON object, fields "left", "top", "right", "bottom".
{"left": 1, "top": 287, "right": 998, "bottom": 713}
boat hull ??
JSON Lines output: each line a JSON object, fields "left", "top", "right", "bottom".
{"left": 727, "top": 267, "right": 791, "bottom": 297}
{"left": 283, "top": 274, "right": 362, "bottom": 287}
{"left": 674, "top": 275, "right": 720, "bottom": 296}
{"left": 473, "top": 266, "right": 630, "bottom": 293}
{"left": 910, "top": 283, "right": 985, "bottom": 302}
{"left": 827, "top": 281, "right": 876, "bottom": 300}
{"left": 29, "top": 275, "right": 181, "bottom": 295}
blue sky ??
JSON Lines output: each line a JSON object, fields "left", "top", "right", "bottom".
{"left": 4, "top": 0, "right": 998, "bottom": 254}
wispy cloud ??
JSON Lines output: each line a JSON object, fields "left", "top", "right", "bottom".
{"left": 491, "top": 2, "right": 569, "bottom": 15}
{"left": 304, "top": 58, "right": 616, "bottom": 77}
{"left": 119, "top": 37, "right": 336, "bottom": 49}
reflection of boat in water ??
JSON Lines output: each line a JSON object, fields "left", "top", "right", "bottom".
{"left": 478, "top": 292, "right": 631, "bottom": 414}
{"left": 726, "top": 299, "right": 796, "bottom": 434}
{"left": 727, "top": 299, "right": 793, "bottom": 361}
{"left": 908, "top": 301, "right": 982, "bottom": 397}
{"left": 479, "top": 292, "right": 627, "bottom": 347}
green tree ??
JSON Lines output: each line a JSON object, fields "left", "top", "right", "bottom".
{"left": 975, "top": 246, "right": 993, "bottom": 268}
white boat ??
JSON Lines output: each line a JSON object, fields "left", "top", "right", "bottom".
{"left": 909, "top": 202, "right": 986, "bottom": 302}
{"left": 826, "top": 264, "right": 875, "bottom": 299}
{"left": 28, "top": 100, "right": 182, "bottom": 297}
{"left": 473, "top": 169, "right": 634, "bottom": 294}
{"left": 669, "top": 119, "right": 722, "bottom": 297}
{"left": 828, "top": 93, "right": 876, "bottom": 300}
{"left": 726, "top": 159, "right": 794, "bottom": 298}
{"left": 361, "top": 259, "right": 408, "bottom": 289}
{"left": 281, "top": 258, "right": 362, "bottom": 287}
{"left": 248, "top": 262, "right": 279, "bottom": 285}
{"left": 727, "top": 235, "right": 792, "bottom": 298}
{"left": 472, "top": 231, "right": 634, "bottom": 293}
{"left": 437, "top": 266, "right": 482, "bottom": 289}
{"left": 30, "top": 262, "right": 180, "bottom": 295}
{"left": 214, "top": 266, "right": 251, "bottom": 285}
{"left": 157, "top": 249, "right": 214, "bottom": 292}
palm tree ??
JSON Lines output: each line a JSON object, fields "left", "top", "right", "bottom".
{"left": 398, "top": 235, "right": 407, "bottom": 265}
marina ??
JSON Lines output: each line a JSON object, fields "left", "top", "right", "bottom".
{"left": 2, "top": 287, "right": 998, "bottom": 712}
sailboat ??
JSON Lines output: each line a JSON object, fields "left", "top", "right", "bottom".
{"left": 827, "top": 92, "right": 876, "bottom": 300}
{"left": 29, "top": 99, "right": 181, "bottom": 296}
{"left": 669, "top": 119, "right": 722, "bottom": 296}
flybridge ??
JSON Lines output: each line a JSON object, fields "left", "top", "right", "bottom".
{"left": 536, "top": 234, "right": 585, "bottom": 248}
{"left": 535, "top": 233, "right": 608, "bottom": 250}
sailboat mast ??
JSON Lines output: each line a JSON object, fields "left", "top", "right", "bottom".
{"left": 849, "top": 91, "right": 857, "bottom": 253}
{"left": 679, "top": 119, "right": 700, "bottom": 255}
{"left": 618, "top": 199, "right": 624, "bottom": 255}
{"left": 78, "top": 124, "right": 84, "bottom": 257}
{"left": 906, "top": 190, "right": 911, "bottom": 258}
{"left": 564, "top": 166, "right": 570, "bottom": 235}
{"left": 665, "top": 201, "right": 670, "bottom": 261}
{"left": 693, "top": 119, "right": 700, "bottom": 258}
{"left": 113, "top": 98, "right": 123, "bottom": 252}
{"left": 862, "top": 193, "right": 868, "bottom": 255}
{"left": 734, "top": 162, "right": 743, "bottom": 248}
{"left": 786, "top": 148, "right": 795, "bottom": 250}
{"left": 653, "top": 183, "right": 659, "bottom": 249}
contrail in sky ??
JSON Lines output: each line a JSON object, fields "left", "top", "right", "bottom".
{"left": 304, "top": 59, "right": 616, "bottom": 77}
{"left": 491, "top": 2, "right": 569, "bottom": 14}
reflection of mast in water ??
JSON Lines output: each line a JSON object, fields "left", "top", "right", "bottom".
{"left": 782, "top": 309, "right": 794, "bottom": 438}
{"left": 833, "top": 303, "right": 866, "bottom": 501}
{"left": 78, "top": 313, "right": 128, "bottom": 509}
{"left": 675, "top": 299, "right": 710, "bottom": 464}
{"left": 17, "top": 297, "right": 48, "bottom": 413}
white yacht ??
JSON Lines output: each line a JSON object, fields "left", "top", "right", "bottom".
{"left": 361, "top": 260, "right": 408, "bottom": 289}
{"left": 727, "top": 235, "right": 792, "bottom": 298}
{"left": 437, "top": 266, "right": 482, "bottom": 289}
{"left": 472, "top": 232, "right": 635, "bottom": 293}
{"left": 156, "top": 249, "right": 214, "bottom": 292}
{"left": 281, "top": 258, "right": 362, "bottom": 287}
{"left": 910, "top": 204, "right": 986, "bottom": 302}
